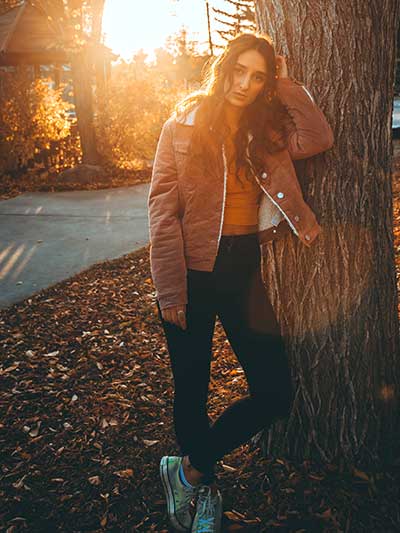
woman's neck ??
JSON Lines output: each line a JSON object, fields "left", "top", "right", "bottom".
{"left": 223, "top": 101, "right": 244, "bottom": 136}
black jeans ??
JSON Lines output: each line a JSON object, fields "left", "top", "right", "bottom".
{"left": 156, "top": 233, "right": 294, "bottom": 485}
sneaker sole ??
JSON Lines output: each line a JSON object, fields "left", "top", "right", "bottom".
{"left": 160, "top": 456, "right": 190, "bottom": 532}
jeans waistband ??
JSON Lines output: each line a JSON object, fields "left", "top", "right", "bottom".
{"left": 218, "top": 232, "right": 259, "bottom": 253}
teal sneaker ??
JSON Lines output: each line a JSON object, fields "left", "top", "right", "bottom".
{"left": 191, "top": 484, "right": 223, "bottom": 532}
{"left": 160, "top": 455, "right": 199, "bottom": 531}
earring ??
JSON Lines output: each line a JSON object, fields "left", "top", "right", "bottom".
{"left": 264, "top": 89, "right": 274, "bottom": 103}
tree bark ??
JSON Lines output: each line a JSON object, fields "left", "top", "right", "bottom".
{"left": 91, "top": 0, "right": 106, "bottom": 96}
{"left": 69, "top": 0, "right": 105, "bottom": 166}
{"left": 253, "top": 0, "right": 400, "bottom": 469}
{"left": 70, "top": 48, "right": 99, "bottom": 165}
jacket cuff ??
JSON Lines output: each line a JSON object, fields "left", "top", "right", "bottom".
{"left": 157, "top": 290, "right": 188, "bottom": 312}
{"left": 275, "top": 76, "right": 316, "bottom": 106}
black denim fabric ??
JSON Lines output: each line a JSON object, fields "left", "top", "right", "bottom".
{"left": 156, "top": 232, "right": 294, "bottom": 485}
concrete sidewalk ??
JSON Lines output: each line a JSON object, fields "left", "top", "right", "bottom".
{"left": 0, "top": 184, "right": 150, "bottom": 310}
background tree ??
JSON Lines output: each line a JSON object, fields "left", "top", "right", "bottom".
{"left": 94, "top": 29, "right": 212, "bottom": 169}
{"left": 46, "top": 0, "right": 106, "bottom": 165}
{"left": 252, "top": 0, "right": 400, "bottom": 470}
{"left": 212, "top": 0, "right": 256, "bottom": 48}
{"left": 164, "top": 27, "right": 211, "bottom": 88}
{"left": 205, "top": 0, "right": 214, "bottom": 56}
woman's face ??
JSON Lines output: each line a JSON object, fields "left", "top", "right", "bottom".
{"left": 223, "top": 48, "right": 267, "bottom": 108}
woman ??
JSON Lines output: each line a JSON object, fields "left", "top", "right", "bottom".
{"left": 148, "top": 32, "right": 333, "bottom": 533}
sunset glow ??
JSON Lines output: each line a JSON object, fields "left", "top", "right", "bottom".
{"left": 103, "top": 0, "right": 222, "bottom": 61}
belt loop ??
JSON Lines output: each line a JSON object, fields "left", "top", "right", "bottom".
{"left": 226, "top": 236, "right": 234, "bottom": 253}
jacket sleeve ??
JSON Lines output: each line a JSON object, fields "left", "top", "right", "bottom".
{"left": 276, "top": 77, "right": 334, "bottom": 160}
{"left": 147, "top": 118, "right": 187, "bottom": 311}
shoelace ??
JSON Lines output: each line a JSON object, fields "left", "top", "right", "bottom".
{"left": 178, "top": 483, "right": 195, "bottom": 510}
{"left": 198, "top": 518, "right": 214, "bottom": 532}
{"left": 196, "top": 486, "right": 218, "bottom": 532}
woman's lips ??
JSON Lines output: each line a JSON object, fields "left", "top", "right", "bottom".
{"left": 233, "top": 92, "right": 247, "bottom": 98}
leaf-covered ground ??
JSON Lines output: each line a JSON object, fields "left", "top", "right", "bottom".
{"left": 1, "top": 145, "right": 400, "bottom": 532}
{"left": 0, "top": 166, "right": 151, "bottom": 202}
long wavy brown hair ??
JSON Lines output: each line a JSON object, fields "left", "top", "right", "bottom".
{"left": 174, "top": 32, "right": 292, "bottom": 184}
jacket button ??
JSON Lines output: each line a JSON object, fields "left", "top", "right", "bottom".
{"left": 277, "top": 192, "right": 284, "bottom": 199}
{"left": 305, "top": 234, "right": 311, "bottom": 240}
{"left": 272, "top": 229, "right": 277, "bottom": 233}
{"left": 261, "top": 171, "right": 268, "bottom": 179}
{"left": 294, "top": 215, "right": 300, "bottom": 221}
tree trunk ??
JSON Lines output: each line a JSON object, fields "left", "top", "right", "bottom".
{"left": 91, "top": 0, "right": 106, "bottom": 96}
{"left": 70, "top": 48, "right": 99, "bottom": 165}
{"left": 253, "top": 0, "right": 400, "bottom": 469}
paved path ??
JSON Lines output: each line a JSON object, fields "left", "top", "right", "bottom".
{"left": 0, "top": 184, "right": 150, "bottom": 310}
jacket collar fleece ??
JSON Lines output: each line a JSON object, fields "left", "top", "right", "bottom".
{"left": 175, "top": 106, "right": 198, "bottom": 126}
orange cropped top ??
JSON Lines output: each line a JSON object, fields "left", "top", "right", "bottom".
{"left": 221, "top": 163, "right": 263, "bottom": 233}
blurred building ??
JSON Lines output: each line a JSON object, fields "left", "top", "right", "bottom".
{"left": 0, "top": 1, "right": 117, "bottom": 107}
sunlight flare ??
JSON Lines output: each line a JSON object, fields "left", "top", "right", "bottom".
{"left": 102, "top": 0, "right": 214, "bottom": 61}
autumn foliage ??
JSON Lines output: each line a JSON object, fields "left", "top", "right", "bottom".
{"left": 94, "top": 63, "right": 187, "bottom": 169}
{"left": 0, "top": 65, "right": 189, "bottom": 176}
{"left": 0, "top": 71, "right": 80, "bottom": 175}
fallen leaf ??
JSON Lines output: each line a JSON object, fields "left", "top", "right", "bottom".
{"left": 29, "top": 421, "right": 41, "bottom": 437}
{"left": 221, "top": 463, "right": 237, "bottom": 472}
{"left": 114, "top": 469, "right": 134, "bottom": 478}
{"left": 353, "top": 468, "right": 369, "bottom": 481}
{"left": 143, "top": 439, "right": 159, "bottom": 446}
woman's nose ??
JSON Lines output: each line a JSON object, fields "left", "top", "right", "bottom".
{"left": 239, "top": 74, "right": 251, "bottom": 90}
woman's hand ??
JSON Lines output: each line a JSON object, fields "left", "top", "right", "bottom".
{"left": 275, "top": 55, "right": 289, "bottom": 79}
{"left": 161, "top": 304, "right": 187, "bottom": 330}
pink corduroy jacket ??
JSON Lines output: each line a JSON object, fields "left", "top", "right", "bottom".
{"left": 148, "top": 77, "right": 334, "bottom": 311}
